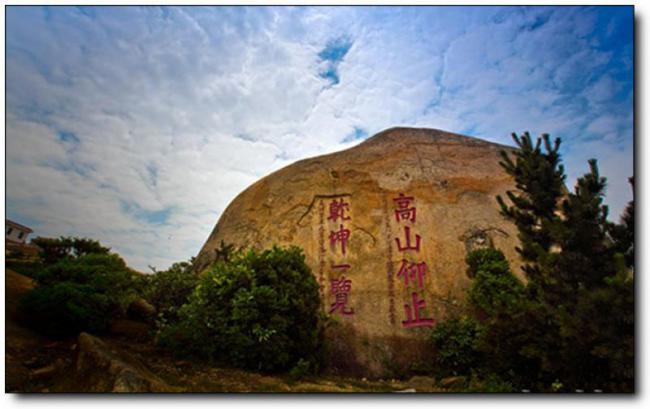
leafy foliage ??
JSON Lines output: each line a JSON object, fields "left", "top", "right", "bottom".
{"left": 489, "top": 132, "right": 634, "bottom": 391}
{"left": 430, "top": 133, "right": 634, "bottom": 392}
{"left": 31, "top": 236, "right": 110, "bottom": 266}
{"left": 158, "top": 246, "right": 322, "bottom": 373}
{"left": 466, "top": 249, "right": 524, "bottom": 317}
{"left": 288, "top": 358, "right": 313, "bottom": 382}
{"left": 144, "top": 259, "right": 199, "bottom": 325}
{"left": 496, "top": 132, "right": 565, "bottom": 286}
{"left": 5, "top": 260, "right": 44, "bottom": 279}
{"left": 608, "top": 177, "right": 634, "bottom": 269}
{"left": 430, "top": 317, "right": 483, "bottom": 377}
{"left": 466, "top": 372, "right": 516, "bottom": 393}
{"left": 21, "top": 282, "right": 113, "bottom": 338}
{"left": 554, "top": 271, "right": 634, "bottom": 391}
{"left": 21, "top": 238, "right": 143, "bottom": 338}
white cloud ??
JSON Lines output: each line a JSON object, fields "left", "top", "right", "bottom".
{"left": 5, "top": 6, "right": 633, "bottom": 270}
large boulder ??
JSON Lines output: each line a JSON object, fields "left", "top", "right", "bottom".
{"left": 195, "top": 127, "right": 522, "bottom": 377}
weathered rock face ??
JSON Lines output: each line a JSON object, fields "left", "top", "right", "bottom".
{"left": 75, "top": 332, "right": 175, "bottom": 392}
{"left": 195, "top": 127, "right": 522, "bottom": 377}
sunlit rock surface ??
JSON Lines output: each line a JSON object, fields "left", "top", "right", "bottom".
{"left": 196, "top": 127, "right": 522, "bottom": 377}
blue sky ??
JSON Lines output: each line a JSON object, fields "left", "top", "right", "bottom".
{"left": 5, "top": 6, "right": 633, "bottom": 271}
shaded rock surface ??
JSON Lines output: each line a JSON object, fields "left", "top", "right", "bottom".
{"left": 74, "top": 332, "right": 174, "bottom": 392}
{"left": 127, "top": 298, "right": 157, "bottom": 322}
{"left": 196, "top": 127, "right": 523, "bottom": 376}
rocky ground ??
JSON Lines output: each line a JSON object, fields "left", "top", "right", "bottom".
{"left": 5, "top": 269, "right": 450, "bottom": 393}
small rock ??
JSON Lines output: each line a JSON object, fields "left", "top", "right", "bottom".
{"left": 40, "top": 388, "right": 50, "bottom": 393}
{"left": 440, "top": 375, "right": 466, "bottom": 389}
{"left": 361, "top": 377, "right": 367, "bottom": 382}
{"left": 175, "top": 360, "right": 191, "bottom": 368}
{"left": 408, "top": 375, "right": 438, "bottom": 389}
{"left": 23, "top": 357, "right": 43, "bottom": 368}
{"left": 30, "top": 365, "right": 56, "bottom": 380}
{"left": 396, "top": 388, "right": 416, "bottom": 393}
{"left": 70, "top": 343, "right": 78, "bottom": 351}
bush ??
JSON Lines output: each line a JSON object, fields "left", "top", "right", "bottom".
{"left": 21, "top": 250, "right": 144, "bottom": 338}
{"left": 287, "top": 358, "right": 312, "bottom": 382}
{"left": 465, "top": 248, "right": 541, "bottom": 388}
{"left": 158, "top": 245, "right": 322, "bottom": 373}
{"left": 467, "top": 249, "right": 524, "bottom": 317}
{"left": 21, "top": 282, "right": 114, "bottom": 337}
{"left": 487, "top": 133, "right": 634, "bottom": 392}
{"left": 144, "top": 260, "right": 199, "bottom": 325}
{"left": 430, "top": 316, "right": 483, "bottom": 377}
{"left": 466, "top": 372, "right": 516, "bottom": 393}
{"left": 5, "top": 260, "right": 45, "bottom": 279}
{"left": 555, "top": 270, "right": 634, "bottom": 391}
{"left": 31, "top": 236, "right": 110, "bottom": 266}
{"left": 35, "top": 253, "right": 143, "bottom": 310}
{"left": 466, "top": 248, "right": 506, "bottom": 278}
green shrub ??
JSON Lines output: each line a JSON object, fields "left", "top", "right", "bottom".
{"left": 158, "top": 245, "right": 322, "bottom": 373}
{"left": 465, "top": 249, "right": 540, "bottom": 388}
{"left": 144, "top": 260, "right": 198, "bottom": 325}
{"left": 555, "top": 270, "right": 634, "bottom": 391}
{"left": 493, "top": 134, "right": 635, "bottom": 392}
{"left": 466, "top": 372, "right": 516, "bottom": 393}
{"left": 430, "top": 316, "right": 483, "bottom": 377}
{"left": 5, "top": 260, "right": 45, "bottom": 278}
{"left": 21, "top": 250, "right": 144, "bottom": 338}
{"left": 31, "top": 236, "right": 110, "bottom": 266}
{"left": 35, "top": 253, "right": 143, "bottom": 310}
{"left": 466, "top": 248, "right": 506, "bottom": 278}
{"left": 288, "top": 358, "right": 312, "bottom": 382}
{"left": 467, "top": 248, "right": 524, "bottom": 316}
{"left": 21, "top": 281, "right": 114, "bottom": 337}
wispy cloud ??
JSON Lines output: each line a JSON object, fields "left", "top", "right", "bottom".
{"left": 5, "top": 6, "right": 633, "bottom": 270}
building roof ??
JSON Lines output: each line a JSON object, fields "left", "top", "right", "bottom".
{"left": 6, "top": 219, "right": 34, "bottom": 233}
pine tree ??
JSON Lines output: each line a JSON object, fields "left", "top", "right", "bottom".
{"left": 496, "top": 132, "right": 565, "bottom": 292}
{"left": 553, "top": 160, "right": 615, "bottom": 302}
{"left": 608, "top": 177, "right": 634, "bottom": 269}
{"left": 495, "top": 134, "right": 634, "bottom": 391}
{"left": 493, "top": 132, "right": 567, "bottom": 388}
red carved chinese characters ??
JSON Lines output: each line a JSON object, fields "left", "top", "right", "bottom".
{"left": 402, "top": 292, "right": 434, "bottom": 328}
{"left": 330, "top": 275, "right": 354, "bottom": 315}
{"left": 383, "top": 195, "right": 396, "bottom": 325}
{"left": 391, "top": 193, "right": 434, "bottom": 328}
{"left": 395, "top": 226, "right": 421, "bottom": 252}
{"left": 329, "top": 224, "right": 351, "bottom": 255}
{"left": 393, "top": 193, "right": 416, "bottom": 223}
{"left": 328, "top": 198, "right": 351, "bottom": 222}
{"left": 397, "top": 259, "right": 427, "bottom": 289}
{"left": 327, "top": 198, "right": 354, "bottom": 316}
{"left": 318, "top": 200, "right": 326, "bottom": 300}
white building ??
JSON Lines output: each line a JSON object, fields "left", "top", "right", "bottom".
{"left": 5, "top": 220, "right": 33, "bottom": 244}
